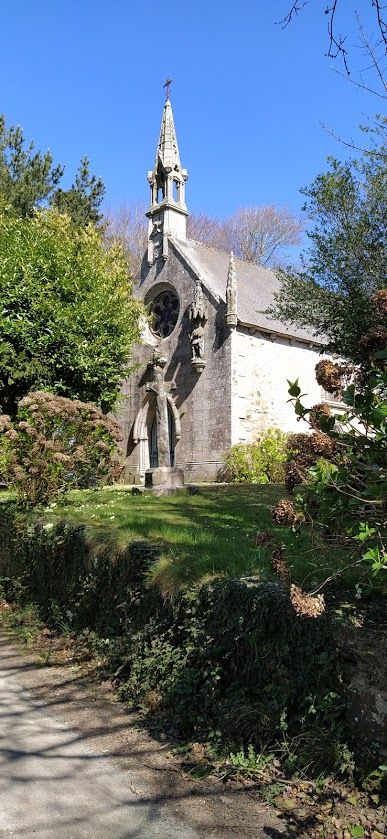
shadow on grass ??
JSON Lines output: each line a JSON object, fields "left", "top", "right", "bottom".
{"left": 45, "top": 484, "right": 314, "bottom": 591}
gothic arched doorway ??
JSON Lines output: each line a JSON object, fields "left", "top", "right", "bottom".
{"left": 149, "top": 404, "right": 175, "bottom": 468}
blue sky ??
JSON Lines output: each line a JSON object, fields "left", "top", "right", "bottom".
{"left": 0, "top": 1, "right": 378, "bottom": 221}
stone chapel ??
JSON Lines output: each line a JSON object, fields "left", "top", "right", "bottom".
{"left": 116, "top": 97, "right": 328, "bottom": 482}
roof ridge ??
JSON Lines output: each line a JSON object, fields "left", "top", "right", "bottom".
{"left": 186, "top": 237, "right": 274, "bottom": 273}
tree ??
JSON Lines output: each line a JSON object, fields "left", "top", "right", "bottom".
{"left": 0, "top": 115, "right": 63, "bottom": 217}
{"left": 0, "top": 209, "right": 144, "bottom": 417}
{"left": 187, "top": 212, "right": 229, "bottom": 251}
{"left": 0, "top": 114, "right": 105, "bottom": 225}
{"left": 106, "top": 202, "right": 302, "bottom": 270}
{"left": 225, "top": 205, "right": 303, "bottom": 267}
{"left": 104, "top": 203, "right": 148, "bottom": 275}
{"left": 267, "top": 354, "right": 387, "bottom": 615}
{"left": 267, "top": 119, "right": 387, "bottom": 363}
{"left": 52, "top": 156, "right": 105, "bottom": 227}
{"left": 190, "top": 206, "right": 303, "bottom": 267}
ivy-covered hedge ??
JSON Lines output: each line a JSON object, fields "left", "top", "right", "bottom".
{"left": 0, "top": 504, "right": 355, "bottom": 775}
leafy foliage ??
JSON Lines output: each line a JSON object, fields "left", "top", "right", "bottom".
{"left": 272, "top": 359, "right": 387, "bottom": 604}
{"left": 0, "top": 391, "right": 122, "bottom": 505}
{"left": 0, "top": 209, "right": 143, "bottom": 416}
{"left": 223, "top": 428, "right": 288, "bottom": 484}
{"left": 0, "top": 115, "right": 63, "bottom": 217}
{"left": 268, "top": 119, "right": 387, "bottom": 363}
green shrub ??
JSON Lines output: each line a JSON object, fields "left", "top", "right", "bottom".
{"left": 223, "top": 428, "right": 287, "bottom": 484}
{"left": 0, "top": 391, "right": 122, "bottom": 506}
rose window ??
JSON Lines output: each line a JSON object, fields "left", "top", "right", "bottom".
{"left": 150, "top": 291, "right": 179, "bottom": 338}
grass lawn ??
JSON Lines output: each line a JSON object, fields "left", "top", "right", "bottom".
{"left": 30, "top": 483, "right": 328, "bottom": 596}
{"left": 1, "top": 483, "right": 356, "bottom": 595}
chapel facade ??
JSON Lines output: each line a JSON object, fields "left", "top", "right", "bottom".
{"left": 116, "top": 97, "right": 328, "bottom": 482}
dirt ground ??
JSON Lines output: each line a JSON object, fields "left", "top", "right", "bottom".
{"left": 0, "top": 627, "right": 287, "bottom": 838}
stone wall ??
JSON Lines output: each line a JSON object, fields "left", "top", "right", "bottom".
{"left": 231, "top": 326, "right": 324, "bottom": 444}
{"left": 114, "top": 243, "right": 233, "bottom": 482}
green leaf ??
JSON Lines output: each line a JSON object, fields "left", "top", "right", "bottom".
{"left": 342, "top": 384, "right": 356, "bottom": 406}
{"left": 350, "top": 826, "right": 365, "bottom": 838}
{"left": 287, "top": 379, "right": 301, "bottom": 398}
{"left": 294, "top": 399, "right": 305, "bottom": 416}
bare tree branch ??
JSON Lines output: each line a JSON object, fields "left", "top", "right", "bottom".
{"left": 357, "top": 13, "right": 387, "bottom": 95}
{"left": 373, "top": 0, "right": 387, "bottom": 46}
{"left": 104, "top": 203, "right": 147, "bottom": 276}
{"left": 190, "top": 206, "right": 303, "bottom": 267}
{"left": 331, "top": 65, "right": 387, "bottom": 101}
{"left": 320, "top": 119, "right": 387, "bottom": 158}
{"left": 278, "top": 0, "right": 387, "bottom": 86}
{"left": 278, "top": 0, "right": 309, "bottom": 27}
{"left": 187, "top": 213, "right": 229, "bottom": 250}
{"left": 225, "top": 206, "right": 303, "bottom": 267}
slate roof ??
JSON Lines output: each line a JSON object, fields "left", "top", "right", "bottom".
{"left": 171, "top": 237, "right": 321, "bottom": 345}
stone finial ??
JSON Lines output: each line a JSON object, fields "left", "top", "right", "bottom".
{"left": 226, "top": 251, "right": 238, "bottom": 329}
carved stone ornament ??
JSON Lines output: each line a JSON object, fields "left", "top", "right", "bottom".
{"left": 188, "top": 277, "right": 207, "bottom": 323}
{"left": 144, "top": 351, "right": 184, "bottom": 492}
{"left": 188, "top": 279, "right": 207, "bottom": 371}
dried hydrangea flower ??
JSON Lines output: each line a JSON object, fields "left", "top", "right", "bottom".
{"left": 315, "top": 360, "right": 342, "bottom": 395}
{"left": 272, "top": 499, "right": 297, "bottom": 527}
{"left": 288, "top": 433, "right": 312, "bottom": 454}
{"left": 372, "top": 289, "right": 387, "bottom": 315}
{"left": 290, "top": 584, "right": 325, "bottom": 618}
{"left": 309, "top": 432, "right": 335, "bottom": 458}
{"left": 359, "top": 326, "right": 387, "bottom": 362}
{"left": 253, "top": 530, "right": 273, "bottom": 547}
{"left": 309, "top": 402, "right": 331, "bottom": 430}
{"left": 284, "top": 455, "right": 310, "bottom": 491}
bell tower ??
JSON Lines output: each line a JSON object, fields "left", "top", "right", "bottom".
{"left": 146, "top": 92, "right": 188, "bottom": 263}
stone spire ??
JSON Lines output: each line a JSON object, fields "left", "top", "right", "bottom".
{"left": 146, "top": 97, "right": 189, "bottom": 264}
{"left": 155, "top": 98, "right": 182, "bottom": 172}
{"left": 226, "top": 252, "right": 238, "bottom": 329}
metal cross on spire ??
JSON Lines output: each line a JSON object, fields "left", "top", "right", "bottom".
{"left": 163, "top": 77, "right": 172, "bottom": 100}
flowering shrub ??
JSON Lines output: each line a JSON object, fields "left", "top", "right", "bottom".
{"left": 0, "top": 391, "right": 122, "bottom": 505}
{"left": 223, "top": 428, "right": 287, "bottom": 484}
